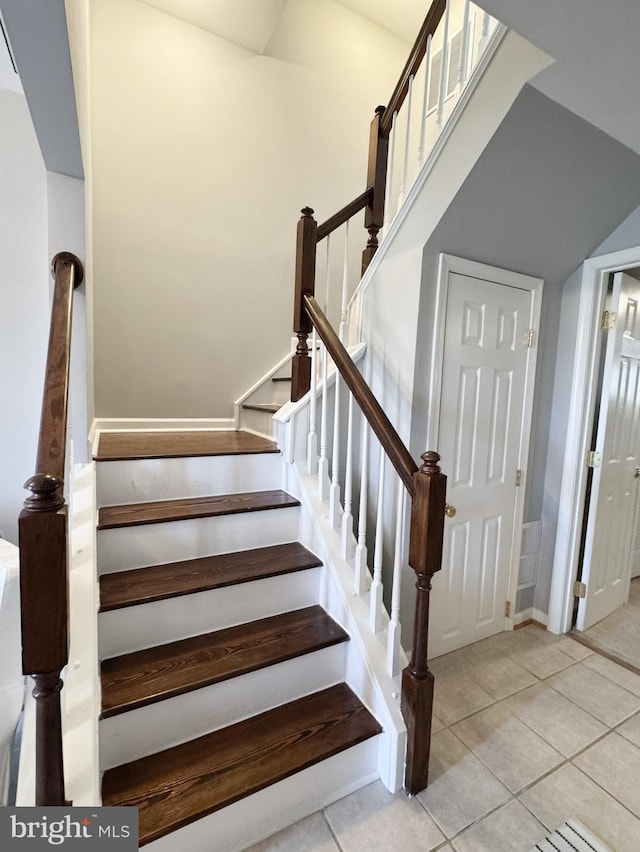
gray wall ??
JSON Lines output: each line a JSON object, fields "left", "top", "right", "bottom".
{"left": 409, "top": 85, "right": 640, "bottom": 614}
{"left": 0, "top": 89, "right": 49, "bottom": 543}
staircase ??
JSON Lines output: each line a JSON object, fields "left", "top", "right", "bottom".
{"left": 93, "top": 430, "right": 382, "bottom": 850}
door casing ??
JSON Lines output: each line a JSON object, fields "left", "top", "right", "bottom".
{"left": 548, "top": 246, "right": 640, "bottom": 634}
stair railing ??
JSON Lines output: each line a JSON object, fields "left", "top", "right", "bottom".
{"left": 298, "top": 278, "right": 447, "bottom": 795}
{"left": 289, "top": 0, "right": 498, "bottom": 793}
{"left": 19, "top": 251, "right": 84, "bottom": 805}
{"left": 291, "top": 0, "right": 497, "bottom": 399}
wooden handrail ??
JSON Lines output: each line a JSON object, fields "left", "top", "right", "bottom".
{"left": 304, "top": 295, "right": 417, "bottom": 494}
{"left": 380, "top": 0, "right": 446, "bottom": 137}
{"left": 316, "top": 188, "right": 372, "bottom": 242}
{"left": 19, "top": 251, "right": 84, "bottom": 806}
{"left": 36, "top": 253, "right": 84, "bottom": 477}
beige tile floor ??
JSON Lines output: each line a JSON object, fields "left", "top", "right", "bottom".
{"left": 248, "top": 625, "right": 640, "bottom": 852}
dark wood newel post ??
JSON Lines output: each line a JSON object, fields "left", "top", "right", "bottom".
{"left": 402, "top": 450, "right": 446, "bottom": 795}
{"left": 362, "top": 106, "right": 389, "bottom": 275}
{"left": 291, "top": 207, "right": 317, "bottom": 402}
{"left": 19, "top": 251, "right": 83, "bottom": 806}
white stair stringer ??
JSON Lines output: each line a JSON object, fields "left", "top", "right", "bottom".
{"left": 95, "top": 452, "right": 283, "bottom": 507}
{"left": 98, "top": 567, "right": 321, "bottom": 658}
{"left": 97, "top": 505, "right": 301, "bottom": 573}
{"left": 280, "top": 453, "right": 408, "bottom": 794}
{"left": 100, "top": 642, "right": 347, "bottom": 770}
{"left": 145, "top": 738, "right": 380, "bottom": 852}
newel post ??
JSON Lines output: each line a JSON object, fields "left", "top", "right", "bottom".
{"left": 362, "top": 106, "right": 389, "bottom": 275}
{"left": 19, "top": 474, "right": 69, "bottom": 806}
{"left": 402, "top": 450, "right": 446, "bottom": 795}
{"left": 291, "top": 207, "right": 317, "bottom": 402}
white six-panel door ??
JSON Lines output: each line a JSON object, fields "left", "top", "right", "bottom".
{"left": 577, "top": 272, "right": 640, "bottom": 629}
{"left": 428, "top": 258, "right": 542, "bottom": 658}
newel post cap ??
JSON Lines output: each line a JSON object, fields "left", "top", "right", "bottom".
{"left": 23, "top": 473, "right": 65, "bottom": 511}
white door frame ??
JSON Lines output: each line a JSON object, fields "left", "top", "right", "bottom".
{"left": 548, "top": 245, "right": 640, "bottom": 634}
{"left": 427, "top": 253, "right": 543, "bottom": 630}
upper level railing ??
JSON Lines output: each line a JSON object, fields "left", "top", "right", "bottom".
{"left": 18, "top": 251, "right": 84, "bottom": 805}
{"left": 291, "top": 0, "right": 498, "bottom": 402}
{"left": 288, "top": 0, "right": 494, "bottom": 794}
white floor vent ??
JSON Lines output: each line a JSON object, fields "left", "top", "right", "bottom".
{"left": 534, "top": 820, "right": 612, "bottom": 852}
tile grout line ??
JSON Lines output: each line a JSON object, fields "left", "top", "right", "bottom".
{"left": 321, "top": 808, "right": 345, "bottom": 852}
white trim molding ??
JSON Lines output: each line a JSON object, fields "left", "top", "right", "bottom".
{"left": 547, "top": 245, "right": 640, "bottom": 634}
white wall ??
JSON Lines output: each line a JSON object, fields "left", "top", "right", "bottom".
{"left": 79, "top": 0, "right": 411, "bottom": 419}
{"left": 0, "top": 89, "right": 49, "bottom": 544}
{"left": 47, "top": 171, "right": 87, "bottom": 464}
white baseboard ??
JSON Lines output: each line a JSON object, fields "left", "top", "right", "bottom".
{"left": 90, "top": 417, "right": 236, "bottom": 445}
{"left": 514, "top": 607, "right": 549, "bottom": 628}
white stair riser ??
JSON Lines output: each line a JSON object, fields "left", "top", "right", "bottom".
{"left": 96, "top": 454, "right": 283, "bottom": 507}
{"left": 97, "top": 507, "right": 301, "bottom": 573}
{"left": 238, "top": 407, "right": 276, "bottom": 439}
{"left": 145, "top": 737, "right": 380, "bottom": 852}
{"left": 99, "top": 568, "right": 321, "bottom": 658}
{"left": 100, "top": 644, "right": 347, "bottom": 770}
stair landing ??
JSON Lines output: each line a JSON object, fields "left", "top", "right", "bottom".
{"left": 94, "top": 430, "right": 278, "bottom": 461}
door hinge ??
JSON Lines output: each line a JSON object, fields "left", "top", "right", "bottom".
{"left": 587, "top": 451, "right": 602, "bottom": 468}
{"left": 526, "top": 329, "right": 535, "bottom": 348}
{"left": 505, "top": 601, "right": 512, "bottom": 618}
{"left": 601, "top": 310, "right": 617, "bottom": 330}
{"left": 573, "top": 580, "right": 587, "bottom": 598}
{"left": 515, "top": 469, "right": 523, "bottom": 486}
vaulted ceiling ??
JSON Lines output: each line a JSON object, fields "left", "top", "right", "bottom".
{"left": 138, "top": 0, "right": 424, "bottom": 52}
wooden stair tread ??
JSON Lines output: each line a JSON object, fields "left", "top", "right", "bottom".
{"left": 102, "top": 683, "right": 381, "bottom": 845}
{"left": 272, "top": 376, "right": 291, "bottom": 382}
{"left": 98, "top": 490, "right": 299, "bottom": 530}
{"left": 100, "top": 542, "right": 322, "bottom": 611}
{"left": 94, "top": 430, "right": 278, "bottom": 461}
{"left": 101, "top": 606, "right": 347, "bottom": 718}
{"left": 241, "top": 403, "right": 281, "bottom": 413}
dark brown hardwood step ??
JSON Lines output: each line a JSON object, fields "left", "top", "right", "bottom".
{"left": 98, "top": 490, "right": 299, "bottom": 530}
{"left": 101, "top": 606, "right": 347, "bottom": 718}
{"left": 100, "top": 542, "right": 322, "bottom": 612}
{"left": 241, "top": 403, "right": 281, "bottom": 413}
{"left": 272, "top": 376, "right": 291, "bottom": 382}
{"left": 94, "top": 430, "right": 278, "bottom": 461}
{"left": 102, "top": 683, "right": 381, "bottom": 846}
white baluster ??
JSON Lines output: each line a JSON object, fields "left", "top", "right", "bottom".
{"left": 354, "top": 415, "right": 370, "bottom": 595}
{"left": 387, "top": 483, "right": 406, "bottom": 676}
{"left": 480, "top": 9, "right": 491, "bottom": 52}
{"left": 339, "top": 220, "right": 349, "bottom": 344}
{"left": 307, "top": 326, "right": 318, "bottom": 474}
{"left": 370, "top": 446, "right": 386, "bottom": 633}
{"left": 318, "top": 239, "right": 331, "bottom": 500}
{"left": 383, "top": 111, "right": 398, "bottom": 230}
{"left": 341, "top": 392, "right": 355, "bottom": 560}
{"left": 437, "top": 0, "right": 452, "bottom": 130}
{"left": 458, "top": 0, "right": 471, "bottom": 89}
{"left": 417, "top": 34, "right": 433, "bottom": 168}
{"left": 329, "top": 374, "right": 341, "bottom": 529}
{"left": 397, "top": 74, "right": 414, "bottom": 211}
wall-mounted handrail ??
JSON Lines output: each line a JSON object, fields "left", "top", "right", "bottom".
{"left": 19, "top": 251, "right": 84, "bottom": 806}
{"left": 304, "top": 295, "right": 417, "bottom": 494}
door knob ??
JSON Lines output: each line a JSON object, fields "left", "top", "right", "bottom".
{"left": 445, "top": 503, "right": 457, "bottom": 518}
{"left": 635, "top": 467, "right": 640, "bottom": 478}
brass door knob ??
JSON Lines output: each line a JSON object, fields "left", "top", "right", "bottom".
{"left": 445, "top": 503, "right": 457, "bottom": 518}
